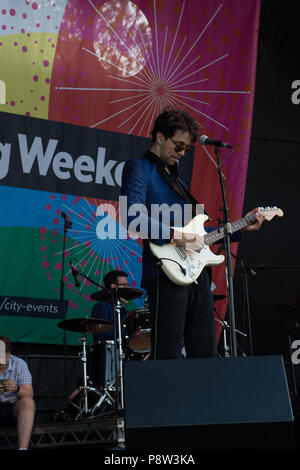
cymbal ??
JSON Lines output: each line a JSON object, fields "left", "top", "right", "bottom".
{"left": 90, "top": 287, "right": 144, "bottom": 303}
{"left": 213, "top": 294, "right": 227, "bottom": 302}
{"left": 277, "top": 298, "right": 300, "bottom": 314}
{"left": 58, "top": 318, "right": 113, "bottom": 334}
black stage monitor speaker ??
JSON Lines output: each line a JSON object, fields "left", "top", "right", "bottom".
{"left": 124, "top": 355, "right": 294, "bottom": 450}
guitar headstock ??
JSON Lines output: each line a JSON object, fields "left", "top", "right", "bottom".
{"left": 258, "top": 206, "right": 284, "bottom": 221}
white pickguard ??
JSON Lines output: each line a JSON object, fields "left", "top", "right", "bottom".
{"left": 149, "top": 214, "right": 224, "bottom": 285}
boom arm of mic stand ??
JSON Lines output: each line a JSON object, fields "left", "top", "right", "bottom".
{"left": 73, "top": 269, "right": 104, "bottom": 290}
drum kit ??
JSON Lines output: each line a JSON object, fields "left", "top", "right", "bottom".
{"left": 57, "top": 286, "right": 149, "bottom": 420}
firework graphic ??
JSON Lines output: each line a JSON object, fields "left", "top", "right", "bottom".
{"left": 50, "top": 0, "right": 251, "bottom": 138}
{"left": 40, "top": 193, "right": 143, "bottom": 308}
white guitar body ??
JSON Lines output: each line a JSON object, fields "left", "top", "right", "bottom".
{"left": 150, "top": 214, "right": 224, "bottom": 286}
{"left": 149, "top": 207, "right": 283, "bottom": 286}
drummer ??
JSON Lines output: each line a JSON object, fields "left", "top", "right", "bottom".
{"left": 91, "top": 270, "right": 136, "bottom": 342}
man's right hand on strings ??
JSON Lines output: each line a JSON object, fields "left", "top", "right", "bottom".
{"left": 173, "top": 230, "right": 204, "bottom": 252}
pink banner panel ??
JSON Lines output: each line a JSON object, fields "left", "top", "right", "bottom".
{"left": 0, "top": 0, "right": 261, "bottom": 344}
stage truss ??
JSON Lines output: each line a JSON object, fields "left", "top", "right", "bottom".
{"left": 0, "top": 417, "right": 125, "bottom": 450}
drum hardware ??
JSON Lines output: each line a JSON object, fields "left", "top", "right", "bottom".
{"left": 87, "top": 385, "right": 115, "bottom": 419}
{"left": 90, "top": 287, "right": 144, "bottom": 303}
{"left": 115, "top": 296, "right": 125, "bottom": 411}
{"left": 91, "top": 287, "right": 144, "bottom": 415}
{"left": 128, "top": 350, "right": 151, "bottom": 361}
{"left": 78, "top": 333, "right": 90, "bottom": 416}
{"left": 88, "top": 341, "right": 117, "bottom": 417}
{"left": 128, "top": 308, "right": 152, "bottom": 354}
{"left": 57, "top": 317, "right": 116, "bottom": 419}
{"left": 58, "top": 285, "right": 144, "bottom": 419}
{"left": 129, "top": 330, "right": 151, "bottom": 353}
{"left": 66, "top": 385, "right": 103, "bottom": 419}
{"left": 58, "top": 317, "right": 113, "bottom": 334}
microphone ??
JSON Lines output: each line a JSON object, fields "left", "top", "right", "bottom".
{"left": 69, "top": 261, "right": 81, "bottom": 287}
{"left": 199, "top": 135, "right": 233, "bottom": 149}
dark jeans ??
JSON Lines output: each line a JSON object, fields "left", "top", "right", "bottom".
{"left": 144, "top": 268, "right": 217, "bottom": 360}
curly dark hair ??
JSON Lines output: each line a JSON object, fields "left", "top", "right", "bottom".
{"left": 151, "top": 108, "right": 199, "bottom": 143}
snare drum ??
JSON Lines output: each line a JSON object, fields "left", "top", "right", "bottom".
{"left": 89, "top": 340, "right": 116, "bottom": 390}
{"left": 128, "top": 308, "right": 152, "bottom": 353}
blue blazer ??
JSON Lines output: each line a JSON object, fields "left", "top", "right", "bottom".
{"left": 121, "top": 151, "right": 239, "bottom": 284}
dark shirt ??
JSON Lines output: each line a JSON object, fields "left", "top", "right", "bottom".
{"left": 91, "top": 301, "right": 135, "bottom": 342}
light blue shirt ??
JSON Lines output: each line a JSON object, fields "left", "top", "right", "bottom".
{"left": 0, "top": 354, "right": 32, "bottom": 404}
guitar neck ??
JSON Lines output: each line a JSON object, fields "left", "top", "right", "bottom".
{"left": 204, "top": 213, "right": 256, "bottom": 246}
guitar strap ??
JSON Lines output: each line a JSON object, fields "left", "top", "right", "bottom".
{"left": 168, "top": 164, "right": 210, "bottom": 219}
{"left": 174, "top": 177, "right": 203, "bottom": 217}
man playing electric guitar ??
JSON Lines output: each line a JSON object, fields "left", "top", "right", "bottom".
{"left": 121, "top": 109, "right": 266, "bottom": 360}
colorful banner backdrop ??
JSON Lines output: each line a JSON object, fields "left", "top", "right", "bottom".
{"left": 0, "top": 0, "right": 260, "bottom": 345}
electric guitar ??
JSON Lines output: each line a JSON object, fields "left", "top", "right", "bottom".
{"left": 149, "top": 207, "right": 283, "bottom": 286}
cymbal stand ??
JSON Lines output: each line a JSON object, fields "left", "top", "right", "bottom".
{"left": 89, "top": 293, "right": 125, "bottom": 418}
{"left": 73, "top": 332, "right": 103, "bottom": 420}
{"left": 87, "top": 344, "right": 116, "bottom": 418}
{"left": 76, "top": 336, "right": 117, "bottom": 419}
{"left": 77, "top": 333, "right": 90, "bottom": 417}
{"left": 88, "top": 387, "right": 115, "bottom": 418}
{"left": 113, "top": 295, "right": 125, "bottom": 412}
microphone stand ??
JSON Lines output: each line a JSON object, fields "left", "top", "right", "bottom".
{"left": 214, "top": 147, "right": 237, "bottom": 357}
{"left": 231, "top": 252, "right": 255, "bottom": 355}
{"left": 215, "top": 317, "right": 247, "bottom": 357}
{"left": 59, "top": 212, "right": 72, "bottom": 403}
